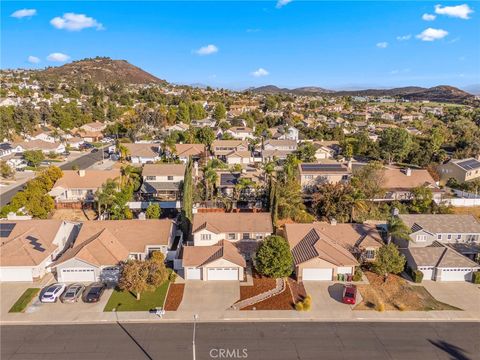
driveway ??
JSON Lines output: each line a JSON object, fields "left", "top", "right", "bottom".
{"left": 178, "top": 281, "right": 240, "bottom": 312}
{"left": 421, "top": 281, "right": 480, "bottom": 313}
{"left": 303, "top": 281, "right": 355, "bottom": 316}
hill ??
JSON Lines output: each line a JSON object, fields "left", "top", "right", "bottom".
{"left": 37, "top": 57, "right": 165, "bottom": 85}
{"left": 250, "top": 84, "right": 473, "bottom": 103}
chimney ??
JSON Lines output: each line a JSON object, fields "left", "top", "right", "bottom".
{"left": 405, "top": 168, "right": 412, "bottom": 177}
{"left": 78, "top": 169, "right": 86, "bottom": 177}
{"left": 330, "top": 218, "right": 337, "bottom": 226}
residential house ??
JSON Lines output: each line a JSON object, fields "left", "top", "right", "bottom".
{"left": 438, "top": 158, "right": 480, "bottom": 184}
{"left": 0, "top": 220, "right": 77, "bottom": 282}
{"left": 261, "top": 139, "right": 297, "bottom": 161}
{"left": 141, "top": 163, "right": 185, "bottom": 201}
{"left": 166, "top": 122, "right": 189, "bottom": 133}
{"left": 0, "top": 143, "right": 22, "bottom": 158}
{"left": 77, "top": 121, "right": 106, "bottom": 142}
{"left": 15, "top": 139, "right": 65, "bottom": 154}
{"left": 269, "top": 126, "right": 299, "bottom": 141}
{"left": 182, "top": 240, "right": 246, "bottom": 281}
{"left": 284, "top": 222, "right": 383, "bottom": 281}
{"left": 216, "top": 169, "right": 263, "bottom": 199}
{"left": 49, "top": 169, "right": 121, "bottom": 205}
{"left": 226, "top": 127, "right": 255, "bottom": 141}
{"left": 123, "top": 143, "right": 161, "bottom": 164}
{"left": 211, "top": 140, "right": 252, "bottom": 165}
{"left": 174, "top": 144, "right": 206, "bottom": 163}
{"left": 297, "top": 162, "right": 351, "bottom": 191}
{"left": 312, "top": 141, "right": 341, "bottom": 160}
{"left": 53, "top": 219, "right": 177, "bottom": 282}
{"left": 27, "top": 128, "right": 56, "bottom": 143}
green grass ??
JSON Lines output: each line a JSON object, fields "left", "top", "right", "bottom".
{"left": 9, "top": 288, "right": 40, "bottom": 313}
{"left": 103, "top": 281, "right": 170, "bottom": 312}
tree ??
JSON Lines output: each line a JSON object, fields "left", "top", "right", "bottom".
{"left": 23, "top": 150, "right": 45, "bottom": 168}
{"left": 312, "top": 183, "right": 355, "bottom": 223}
{"left": 177, "top": 102, "right": 190, "bottom": 124}
{"left": 0, "top": 161, "right": 15, "bottom": 179}
{"left": 181, "top": 160, "right": 194, "bottom": 236}
{"left": 255, "top": 235, "right": 293, "bottom": 278}
{"left": 118, "top": 252, "right": 169, "bottom": 300}
{"left": 378, "top": 128, "right": 412, "bottom": 164}
{"left": 295, "top": 142, "right": 316, "bottom": 162}
{"left": 213, "top": 103, "right": 226, "bottom": 120}
{"left": 195, "top": 127, "right": 215, "bottom": 147}
{"left": 372, "top": 243, "right": 406, "bottom": 279}
{"left": 350, "top": 162, "right": 385, "bottom": 200}
{"left": 145, "top": 203, "right": 161, "bottom": 219}
{"left": 410, "top": 185, "right": 433, "bottom": 214}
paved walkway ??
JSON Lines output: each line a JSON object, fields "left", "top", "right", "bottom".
{"left": 233, "top": 278, "right": 285, "bottom": 309}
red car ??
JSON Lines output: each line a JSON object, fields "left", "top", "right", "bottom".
{"left": 342, "top": 284, "right": 357, "bottom": 305}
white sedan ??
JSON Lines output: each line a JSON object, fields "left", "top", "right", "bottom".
{"left": 40, "top": 283, "right": 66, "bottom": 303}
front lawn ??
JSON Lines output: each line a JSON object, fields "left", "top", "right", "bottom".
{"left": 9, "top": 288, "right": 40, "bottom": 313}
{"left": 104, "top": 281, "right": 170, "bottom": 312}
{"left": 354, "top": 272, "right": 460, "bottom": 311}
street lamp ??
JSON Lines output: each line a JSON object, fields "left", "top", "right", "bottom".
{"left": 192, "top": 314, "right": 199, "bottom": 360}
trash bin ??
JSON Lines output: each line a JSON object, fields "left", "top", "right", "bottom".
{"left": 347, "top": 274, "right": 353, "bottom": 282}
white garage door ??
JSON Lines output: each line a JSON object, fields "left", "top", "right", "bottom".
{"left": 207, "top": 268, "right": 238, "bottom": 281}
{"left": 186, "top": 267, "right": 202, "bottom": 280}
{"left": 440, "top": 268, "right": 473, "bottom": 282}
{"left": 418, "top": 267, "right": 434, "bottom": 280}
{"left": 337, "top": 267, "right": 353, "bottom": 275}
{"left": 302, "top": 268, "right": 333, "bottom": 281}
{"left": 60, "top": 268, "right": 95, "bottom": 282}
{"left": 0, "top": 268, "right": 33, "bottom": 282}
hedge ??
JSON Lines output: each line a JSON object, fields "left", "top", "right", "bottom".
{"left": 473, "top": 271, "right": 480, "bottom": 284}
{"left": 411, "top": 269, "right": 424, "bottom": 283}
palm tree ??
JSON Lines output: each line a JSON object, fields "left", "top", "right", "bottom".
{"left": 121, "top": 165, "right": 141, "bottom": 190}
{"left": 387, "top": 216, "right": 411, "bottom": 244}
{"left": 203, "top": 167, "right": 218, "bottom": 201}
{"left": 117, "top": 143, "right": 129, "bottom": 162}
{"left": 348, "top": 189, "right": 368, "bottom": 222}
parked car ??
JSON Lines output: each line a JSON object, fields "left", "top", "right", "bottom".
{"left": 60, "top": 283, "right": 85, "bottom": 303}
{"left": 83, "top": 282, "right": 106, "bottom": 303}
{"left": 342, "top": 284, "right": 357, "bottom": 305}
{"left": 91, "top": 148, "right": 99, "bottom": 153}
{"left": 40, "top": 283, "right": 66, "bottom": 303}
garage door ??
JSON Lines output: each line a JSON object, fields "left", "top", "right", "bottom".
{"left": 302, "top": 268, "right": 333, "bottom": 281}
{"left": 60, "top": 268, "right": 95, "bottom": 282}
{"left": 0, "top": 268, "right": 32, "bottom": 282}
{"left": 186, "top": 267, "right": 202, "bottom": 280}
{"left": 439, "top": 268, "right": 473, "bottom": 282}
{"left": 207, "top": 268, "right": 238, "bottom": 281}
{"left": 337, "top": 267, "right": 353, "bottom": 275}
{"left": 418, "top": 267, "right": 434, "bottom": 280}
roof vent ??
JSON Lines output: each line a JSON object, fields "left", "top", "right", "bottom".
{"left": 330, "top": 218, "right": 337, "bottom": 226}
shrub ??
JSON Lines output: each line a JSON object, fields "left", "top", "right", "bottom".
{"left": 167, "top": 268, "right": 177, "bottom": 282}
{"left": 302, "top": 301, "right": 311, "bottom": 311}
{"left": 353, "top": 268, "right": 363, "bottom": 282}
{"left": 395, "top": 302, "right": 406, "bottom": 311}
{"left": 255, "top": 235, "right": 293, "bottom": 278}
{"left": 412, "top": 269, "right": 424, "bottom": 283}
{"left": 295, "top": 302, "right": 304, "bottom": 311}
{"left": 473, "top": 271, "right": 480, "bottom": 284}
{"left": 375, "top": 302, "right": 385, "bottom": 312}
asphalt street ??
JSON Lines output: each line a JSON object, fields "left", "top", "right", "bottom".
{"left": 0, "top": 148, "right": 107, "bottom": 206}
{"left": 1, "top": 322, "right": 479, "bottom": 360}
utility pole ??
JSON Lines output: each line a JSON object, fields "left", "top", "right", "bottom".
{"left": 192, "top": 314, "right": 199, "bottom": 360}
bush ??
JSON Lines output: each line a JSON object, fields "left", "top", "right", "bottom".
{"left": 167, "top": 268, "right": 177, "bottom": 282}
{"left": 411, "top": 269, "right": 424, "bottom": 283}
{"left": 295, "top": 302, "right": 304, "bottom": 311}
{"left": 302, "top": 301, "right": 311, "bottom": 311}
{"left": 375, "top": 302, "right": 385, "bottom": 312}
{"left": 255, "top": 235, "right": 293, "bottom": 278}
{"left": 473, "top": 271, "right": 480, "bottom": 284}
{"left": 353, "top": 268, "right": 363, "bottom": 282}
{"left": 395, "top": 302, "right": 406, "bottom": 311}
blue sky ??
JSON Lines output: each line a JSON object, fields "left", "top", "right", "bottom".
{"left": 2, "top": 1, "right": 479, "bottom": 89}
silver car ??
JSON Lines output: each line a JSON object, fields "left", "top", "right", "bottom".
{"left": 60, "top": 283, "right": 85, "bottom": 303}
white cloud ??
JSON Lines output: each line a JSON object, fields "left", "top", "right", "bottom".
{"left": 195, "top": 44, "right": 219, "bottom": 55}
{"left": 10, "top": 9, "right": 37, "bottom": 18}
{"left": 435, "top": 4, "right": 474, "bottom": 19}
{"left": 47, "top": 53, "right": 70, "bottom": 62}
{"left": 251, "top": 68, "right": 269, "bottom": 77}
{"left": 376, "top": 42, "right": 389, "bottom": 48}
{"left": 28, "top": 56, "right": 40, "bottom": 64}
{"left": 422, "top": 13, "right": 437, "bottom": 21}
{"left": 416, "top": 28, "right": 449, "bottom": 41}
{"left": 50, "top": 13, "right": 104, "bottom": 31}
{"left": 276, "top": 0, "right": 293, "bottom": 8}
{"left": 396, "top": 34, "right": 412, "bottom": 41}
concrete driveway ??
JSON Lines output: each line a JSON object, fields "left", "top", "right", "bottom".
{"left": 421, "top": 281, "right": 480, "bottom": 313}
{"left": 303, "top": 281, "right": 355, "bottom": 315}
{"left": 178, "top": 281, "right": 240, "bottom": 312}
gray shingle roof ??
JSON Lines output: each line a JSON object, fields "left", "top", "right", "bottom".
{"left": 399, "top": 214, "right": 480, "bottom": 234}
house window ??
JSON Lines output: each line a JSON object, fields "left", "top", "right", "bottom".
{"left": 305, "top": 175, "right": 313, "bottom": 180}
{"left": 447, "top": 234, "right": 452, "bottom": 240}
{"left": 242, "top": 233, "right": 250, "bottom": 240}
{"left": 228, "top": 233, "right": 236, "bottom": 240}
{"left": 167, "top": 176, "right": 174, "bottom": 181}
{"left": 416, "top": 235, "right": 427, "bottom": 242}
{"left": 437, "top": 234, "right": 442, "bottom": 240}
{"left": 364, "top": 249, "right": 375, "bottom": 259}
{"left": 146, "top": 176, "right": 156, "bottom": 181}
{"left": 456, "top": 234, "right": 462, "bottom": 240}
{"left": 255, "top": 234, "right": 264, "bottom": 240}
{"left": 201, "top": 234, "right": 212, "bottom": 241}
{"left": 129, "top": 253, "right": 141, "bottom": 260}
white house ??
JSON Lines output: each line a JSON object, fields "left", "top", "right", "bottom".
{"left": 0, "top": 220, "right": 77, "bottom": 282}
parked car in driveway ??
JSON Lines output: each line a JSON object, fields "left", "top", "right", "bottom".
{"left": 82, "top": 282, "right": 106, "bottom": 303}
{"left": 342, "top": 284, "right": 357, "bottom": 305}
{"left": 60, "top": 283, "right": 85, "bottom": 303}
{"left": 40, "top": 283, "right": 66, "bottom": 303}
